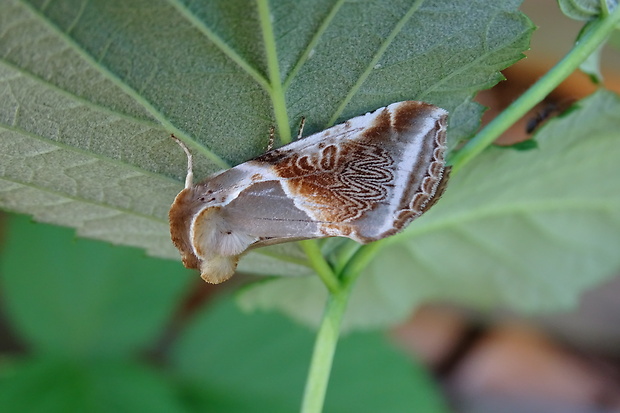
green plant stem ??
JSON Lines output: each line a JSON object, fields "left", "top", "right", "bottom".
{"left": 339, "top": 241, "right": 384, "bottom": 287}
{"left": 299, "top": 240, "right": 340, "bottom": 293}
{"left": 300, "top": 288, "right": 350, "bottom": 413}
{"left": 449, "top": 7, "right": 620, "bottom": 174}
{"left": 298, "top": 240, "right": 382, "bottom": 413}
{"left": 332, "top": 241, "right": 362, "bottom": 275}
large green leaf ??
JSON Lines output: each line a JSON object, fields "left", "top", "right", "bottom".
{"left": 0, "top": 0, "right": 532, "bottom": 276}
{"left": 0, "top": 357, "right": 187, "bottom": 413}
{"left": 0, "top": 214, "right": 190, "bottom": 356}
{"left": 0, "top": 216, "right": 446, "bottom": 413}
{"left": 172, "top": 297, "right": 449, "bottom": 413}
{"left": 240, "top": 90, "right": 620, "bottom": 329}
{"left": 0, "top": 213, "right": 192, "bottom": 411}
{"left": 0, "top": 214, "right": 448, "bottom": 412}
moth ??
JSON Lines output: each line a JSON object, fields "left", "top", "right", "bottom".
{"left": 169, "top": 101, "right": 449, "bottom": 283}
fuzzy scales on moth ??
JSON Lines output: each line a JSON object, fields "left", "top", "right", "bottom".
{"left": 169, "top": 101, "right": 449, "bottom": 283}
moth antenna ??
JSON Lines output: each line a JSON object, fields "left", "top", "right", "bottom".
{"left": 267, "top": 126, "right": 275, "bottom": 151}
{"left": 171, "top": 134, "right": 193, "bottom": 189}
{"left": 296, "top": 116, "right": 306, "bottom": 140}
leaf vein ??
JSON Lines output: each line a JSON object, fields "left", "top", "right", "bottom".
{"left": 256, "top": 0, "right": 290, "bottom": 143}
{"left": 1, "top": 123, "right": 181, "bottom": 185}
{"left": 283, "top": 0, "right": 347, "bottom": 91}
{"left": 394, "top": 202, "right": 620, "bottom": 243}
{"left": 165, "top": 0, "right": 271, "bottom": 92}
{"left": 17, "top": 0, "right": 229, "bottom": 169}
{"left": 0, "top": 59, "right": 161, "bottom": 128}
{"left": 417, "top": 27, "right": 527, "bottom": 100}
{"left": 326, "top": 0, "right": 426, "bottom": 127}
{"left": 0, "top": 175, "right": 167, "bottom": 224}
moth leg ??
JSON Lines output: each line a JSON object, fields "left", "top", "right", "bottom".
{"left": 296, "top": 116, "right": 306, "bottom": 140}
{"left": 170, "top": 134, "right": 193, "bottom": 189}
{"left": 267, "top": 125, "right": 275, "bottom": 151}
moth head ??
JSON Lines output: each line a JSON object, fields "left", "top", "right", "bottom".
{"left": 169, "top": 134, "right": 256, "bottom": 284}
{"left": 169, "top": 134, "right": 214, "bottom": 271}
{"left": 169, "top": 187, "right": 252, "bottom": 282}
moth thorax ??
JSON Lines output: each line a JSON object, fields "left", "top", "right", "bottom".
{"left": 191, "top": 206, "right": 256, "bottom": 257}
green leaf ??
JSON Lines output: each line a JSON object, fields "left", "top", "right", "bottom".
{"left": 577, "top": 20, "right": 606, "bottom": 83}
{"left": 579, "top": 45, "right": 605, "bottom": 83}
{"left": 1, "top": 0, "right": 532, "bottom": 273}
{"left": 496, "top": 138, "right": 538, "bottom": 151}
{"left": 171, "top": 296, "right": 449, "bottom": 413}
{"left": 0, "top": 213, "right": 189, "bottom": 356}
{"left": 558, "top": 1, "right": 619, "bottom": 82}
{"left": 241, "top": 90, "right": 620, "bottom": 330}
{"left": 0, "top": 357, "right": 187, "bottom": 413}
{"left": 558, "top": 0, "right": 618, "bottom": 20}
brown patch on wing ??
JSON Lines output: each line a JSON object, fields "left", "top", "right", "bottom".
{"left": 273, "top": 138, "right": 394, "bottom": 223}
{"left": 392, "top": 101, "right": 437, "bottom": 133}
{"left": 361, "top": 107, "right": 392, "bottom": 141}
{"left": 250, "top": 101, "right": 449, "bottom": 243}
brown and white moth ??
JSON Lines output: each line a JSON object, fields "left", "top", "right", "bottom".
{"left": 169, "top": 101, "right": 449, "bottom": 283}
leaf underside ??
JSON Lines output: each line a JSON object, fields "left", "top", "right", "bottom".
{"left": 0, "top": 0, "right": 561, "bottom": 327}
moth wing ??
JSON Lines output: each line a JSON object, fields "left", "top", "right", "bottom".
{"left": 219, "top": 180, "right": 322, "bottom": 247}
{"left": 248, "top": 101, "right": 449, "bottom": 243}
{"left": 217, "top": 178, "right": 366, "bottom": 249}
{"left": 217, "top": 117, "right": 385, "bottom": 246}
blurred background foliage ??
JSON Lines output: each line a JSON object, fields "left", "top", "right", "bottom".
{"left": 0, "top": 213, "right": 449, "bottom": 412}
